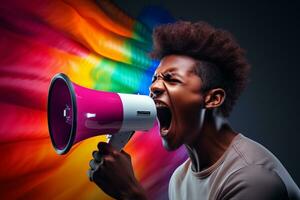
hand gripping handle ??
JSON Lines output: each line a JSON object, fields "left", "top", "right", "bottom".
{"left": 107, "top": 131, "right": 135, "bottom": 151}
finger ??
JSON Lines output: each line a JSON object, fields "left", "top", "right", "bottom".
{"left": 92, "top": 150, "right": 102, "bottom": 162}
{"left": 89, "top": 159, "right": 100, "bottom": 170}
{"left": 97, "top": 142, "right": 107, "bottom": 152}
{"left": 92, "top": 150, "right": 97, "bottom": 158}
{"left": 97, "top": 142, "right": 117, "bottom": 155}
{"left": 87, "top": 169, "right": 94, "bottom": 182}
{"left": 87, "top": 164, "right": 105, "bottom": 183}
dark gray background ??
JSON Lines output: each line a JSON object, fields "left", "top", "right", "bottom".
{"left": 113, "top": 0, "right": 300, "bottom": 186}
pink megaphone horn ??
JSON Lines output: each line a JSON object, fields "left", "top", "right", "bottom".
{"left": 47, "top": 73, "right": 157, "bottom": 154}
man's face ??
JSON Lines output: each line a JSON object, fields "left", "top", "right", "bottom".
{"left": 150, "top": 55, "right": 205, "bottom": 150}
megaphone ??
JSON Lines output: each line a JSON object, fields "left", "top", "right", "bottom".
{"left": 47, "top": 73, "right": 156, "bottom": 155}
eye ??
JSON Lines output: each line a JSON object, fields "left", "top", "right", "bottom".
{"left": 164, "top": 74, "right": 180, "bottom": 83}
{"left": 169, "top": 78, "right": 180, "bottom": 82}
{"left": 165, "top": 74, "right": 180, "bottom": 83}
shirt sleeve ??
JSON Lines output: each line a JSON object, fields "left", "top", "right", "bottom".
{"left": 217, "top": 164, "right": 289, "bottom": 200}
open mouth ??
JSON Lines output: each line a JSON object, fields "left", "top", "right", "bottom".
{"left": 156, "top": 102, "right": 172, "bottom": 136}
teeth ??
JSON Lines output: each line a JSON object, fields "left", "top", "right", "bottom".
{"left": 161, "top": 127, "right": 169, "bottom": 136}
{"left": 155, "top": 102, "right": 168, "bottom": 108}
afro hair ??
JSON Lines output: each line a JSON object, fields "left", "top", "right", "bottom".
{"left": 150, "top": 21, "right": 250, "bottom": 117}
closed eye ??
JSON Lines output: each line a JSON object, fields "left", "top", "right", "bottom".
{"left": 168, "top": 78, "right": 180, "bottom": 83}
{"left": 164, "top": 74, "right": 181, "bottom": 83}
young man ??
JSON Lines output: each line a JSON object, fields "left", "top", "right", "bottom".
{"left": 88, "top": 21, "right": 300, "bottom": 200}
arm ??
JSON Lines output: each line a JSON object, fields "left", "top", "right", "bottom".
{"left": 217, "top": 165, "right": 289, "bottom": 200}
{"left": 88, "top": 142, "right": 148, "bottom": 200}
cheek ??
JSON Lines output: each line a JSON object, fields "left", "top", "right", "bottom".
{"left": 180, "top": 104, "right": 203, "bottom": 133}
{"left": 169, "top": 85, "right": 202, "bottom": 104}
{"left": 172, "top": 87, "right": 203, "bottom": 116}
{"left": 171, "top": 88, "right": 204, "bottom": 132}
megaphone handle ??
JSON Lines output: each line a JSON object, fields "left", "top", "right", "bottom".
{"left": 107, "top": 131, "right": 135, "bottom": 151}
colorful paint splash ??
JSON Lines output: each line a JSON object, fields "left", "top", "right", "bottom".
{"left": 0, "top": 0, "right": 186, "bottom": 199}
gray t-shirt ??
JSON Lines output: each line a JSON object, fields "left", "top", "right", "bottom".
{"left": 169, "top": 134, "right": 300, "bottom": 200}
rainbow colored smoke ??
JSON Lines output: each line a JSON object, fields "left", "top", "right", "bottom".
{"left": 0, "top": 0, "right": 187, "bottom": 199}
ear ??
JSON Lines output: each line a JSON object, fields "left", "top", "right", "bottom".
{"left": 204, "top": 88, "right": 226, "bottom": 109}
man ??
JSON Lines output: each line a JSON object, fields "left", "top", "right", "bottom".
{"left": 88, "top": 21, "right": 300, "bottom": 199}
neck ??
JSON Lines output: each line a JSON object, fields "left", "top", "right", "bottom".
{"left": 185, "top": 111, "right": 237, "bottom": 172}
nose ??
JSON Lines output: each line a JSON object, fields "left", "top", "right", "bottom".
{"left": 149, "top": 79, "right": 165, "bottom": 99}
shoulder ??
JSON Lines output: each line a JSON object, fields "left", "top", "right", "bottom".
{"left": 169, "top": 159, "right": 190, "bottom": 185}
{"left": 231, "top": 134, "right": 280, "bottom": 166}
{"left": 169, "top": 159, "right": 191, "bottom": 198}
{"left": 218, "top": 165, "right": 289, "bottom": 200}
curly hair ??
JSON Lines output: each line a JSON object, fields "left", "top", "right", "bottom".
{"left": 150, "top": 21, "right": 250, "bottom": 117}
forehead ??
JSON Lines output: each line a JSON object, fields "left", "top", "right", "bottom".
{"left": 155, "top": 55, "right": 198, "bottom": 75}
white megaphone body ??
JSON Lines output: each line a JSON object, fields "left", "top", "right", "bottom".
{"left": 47, "top": 73, "right": 156, "bottom": 154}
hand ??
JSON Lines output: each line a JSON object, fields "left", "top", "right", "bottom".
{"left": 87, "top": 142, "right": 147, "bottom": 200}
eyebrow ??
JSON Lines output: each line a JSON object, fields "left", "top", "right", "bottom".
{"left": 154, "top": 70, "right": 182, "bottom": 79}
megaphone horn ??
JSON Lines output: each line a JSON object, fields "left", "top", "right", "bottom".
{"left": 47, "top": 73, "right": 157, "bottom": 155}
